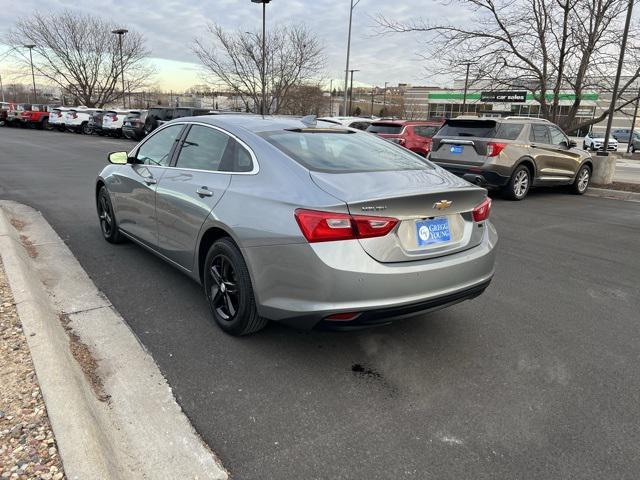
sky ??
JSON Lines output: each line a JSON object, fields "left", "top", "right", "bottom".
{"left": 0, "top": 0, "right": 468, "bottom": 91}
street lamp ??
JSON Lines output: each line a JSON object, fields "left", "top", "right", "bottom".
{"left": 343, "top": 0, "right": 361, "bottom": 115}
{"left": 348, "top": 69, "right": 360, "bottom": 115}
{"left": 24, "top": 44, "right": 37, "bottom": 104}
{"left": 111, "top": 29, "right": 128, "bottom": 109}
{"left": 383, "top": 81, "right": 389, "bottom": 115}
{"left": 461, "top": 61, "right": 476, "bottom": 113}
{"left": 251, "top": 0, "right": 271, "bottom": 116}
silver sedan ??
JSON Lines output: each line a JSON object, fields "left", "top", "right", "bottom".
{"left": 96, "top": 115, "right": 497, "bottom": 335}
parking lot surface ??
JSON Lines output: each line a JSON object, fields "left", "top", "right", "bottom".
{"left": 1, "top": 127, "right": 639, "bottom": 479}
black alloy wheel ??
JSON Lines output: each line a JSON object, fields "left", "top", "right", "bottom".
{"left": 203, "top": 238, "right": 267, "bottom": 335}
{"left": 97, "top": 187, "right": 123, "bottom": 243}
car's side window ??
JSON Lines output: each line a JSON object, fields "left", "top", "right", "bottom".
{"left": 219, "top": 138, "right": 254, "bottom": 173}
{"left": 530, "top": 125, "right": 551, "bottom": 144}
{"left": 549, "top": 126, "right": 568, "bottom": 146}
{"left": 175, "top": 125, "right": 230, "bottom": 171}
{"left": 136, "top": 125, "right": 184, "bottom": 166}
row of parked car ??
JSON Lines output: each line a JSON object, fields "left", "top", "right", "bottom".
{"left": 0, "top": 102, "right": 213, "bottom": 140}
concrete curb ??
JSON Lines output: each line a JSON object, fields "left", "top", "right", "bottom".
{"left": 586, "top": 187, "right": 640, "bottom": 203}
{"left": 0, "top": 200, "right": 228, "bottom": 480}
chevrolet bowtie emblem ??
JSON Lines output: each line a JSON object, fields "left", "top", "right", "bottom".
{"left": 433, "top": 200, "right": 453, "bottom": 210}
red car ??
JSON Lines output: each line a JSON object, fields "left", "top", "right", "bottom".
{"left": 367, "top": 120, "right": 442, "bottom": 156}
{"left": 20, "top": 104, "right": 51, "bottom": 129}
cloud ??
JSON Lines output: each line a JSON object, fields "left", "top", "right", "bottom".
{"left": 0, "top": 0, "right": 468, "bottom": 89}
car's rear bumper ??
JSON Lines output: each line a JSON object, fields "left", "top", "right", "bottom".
{"left": 432, "top": 163, "right": 511, "bottom": 188}
{"left": 243, "top": 222, "right": 497, "bottom": 329}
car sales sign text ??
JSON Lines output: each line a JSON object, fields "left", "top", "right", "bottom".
{"left": 480, "top": 91, "right": 527, "bottom": 103}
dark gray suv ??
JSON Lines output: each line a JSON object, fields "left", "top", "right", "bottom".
{"left": 429, "top": 117, "right": 593, "bottom": 200}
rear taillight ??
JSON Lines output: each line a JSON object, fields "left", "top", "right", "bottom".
{"left": 487, "top": 142, "right": 506, "bottom": 157}
{"left": 294, "top": 209, "right": 398, "bottom": 243}
{"left": 113, "top": 115, "right": 118, "bottom": 121}
{"left": 472, "top": 197, "right": 492, "bottom": 222}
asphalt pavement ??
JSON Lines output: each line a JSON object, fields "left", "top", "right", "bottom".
{"left": 1, "top": 127, "right": 639, "bottom": 480}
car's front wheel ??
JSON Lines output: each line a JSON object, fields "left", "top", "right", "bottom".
{"left": 571, "top": 164, "right": 591, "bottom": 195}
{"left": 97, "top": 186, "right": 124, "bottom": 243}
{"left": 203, "top": 238, "right": 267, "bottom": 336}
{"left": 504, "top": 165, "right": 531, "bottom": 200}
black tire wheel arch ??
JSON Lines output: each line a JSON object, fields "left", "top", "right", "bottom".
{"left": 570, "top": 164, "right": 591, "bottom": 195}
{"left": 203, "top": 238, "right": 267, "bottom": 336}
{"left": 504, "top": 164, "right": 532, "bottom": 201}
{"left": 97, "top": 186, "right": 124, "bottom": 243}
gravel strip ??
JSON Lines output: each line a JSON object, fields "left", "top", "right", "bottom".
{"left": 0, "top": 259, "right": 65, "bottom": 480}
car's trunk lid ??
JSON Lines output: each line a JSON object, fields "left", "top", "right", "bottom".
{"left": 430, "top": 119, "right": 499, "bottom": 166}
{"left": 310, "top": 169, "right": 487, "bottom": 262}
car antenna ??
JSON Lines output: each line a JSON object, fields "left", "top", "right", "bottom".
{"left": 301, "top": 115, "right": 317, "bottom": 127}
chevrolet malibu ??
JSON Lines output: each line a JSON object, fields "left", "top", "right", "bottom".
{"left": 96, "top": 116, "right": 497, "bottom": 335}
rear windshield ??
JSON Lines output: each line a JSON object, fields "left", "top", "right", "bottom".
{"left": 413, "top": 125, "right": 440, "bottom": 138}
{"left": 437, "top": 120, "right": 523, "bottom": 140}
{"left": 367, "top": 123, "right": 403, "bottom": 134}
{"left": 261, "top": 129, "right": 431, "bottom": 173}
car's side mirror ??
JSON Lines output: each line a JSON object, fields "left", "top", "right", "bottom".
{"left": 108, "top": 151, "right": 129, "bottom": 164}
{"left": 568, "top": 140, "right": 577, "bottom": 148}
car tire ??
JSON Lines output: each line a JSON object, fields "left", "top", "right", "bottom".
{"left": 203, "top": 238, "right": 267, "bottom": 336}
{"left": 97, "top": 186, "right": 124, "bottom": 244}
{"left": 504, "top": 165, "right": 531, "bottom": 200}
{"left": 81, "top": 122, "right": 91, "bottom": 135}
{"left": 582, "top": 143, "right": 587, "bottom": 150}
{"left": 570, "top": 164, "right": 591, "bottom": 195}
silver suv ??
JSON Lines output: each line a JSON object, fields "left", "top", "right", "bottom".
{"left": 429, "top": 117, "right": 593, "bottom": 200}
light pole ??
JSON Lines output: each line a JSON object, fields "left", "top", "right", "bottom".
{"left": 382, "top": 81, "right": 389, "bottom": 115}
{"left": 348, "top": 69, "right": 359, "bottom": 115}
{"left": 602, "top": 0, "right": 633, "bottom": 154}
{"left": 343, "top": 0, "right": 361, "bottom": 115}
{"left": 24, "top": 44, "right": 37, "bottom": 104}
{"left": 252, "top": 0, "right": 271, "bottom": 116}
{"left": 112, "top": 29, "right": 128, "bottom": 109}
{"left": 461, "top": 61, "right": 475, "bottom": 113}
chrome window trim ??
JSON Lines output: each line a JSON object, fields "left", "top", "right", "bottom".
{"left": 128, "top": 121, "right": 260, "bottom": 175}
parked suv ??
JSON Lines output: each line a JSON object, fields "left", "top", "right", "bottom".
{"left": 367, "top": 120, "right": 442, "bottom": 156}
{"left": 583, "top": 131, "right": 618, "bottom": 152}
{"left": 612, "top": 128, "right": 637, "bottom": 143}
{"left": 5, "top": 103, "right": 31, "bottom": 127}
{"left": 429, "top": 117, "right": 593, "bottom": 200}
{"left": 19, "top": 104, "right": 51, "bottom": 129}
{"left": 0, "top": 102, "right": 12, "bottom": 125}
{"left": 143, "top": 107, "right": 210, "bottom": 136}
{"left": 65, "top": 107, "right": 102, "bottom": 134}
{"left": 49, "top": 107, "right": 69, "bottom": 131}
{"left": 122, "top": 110, "right": 148, "bottom": 140}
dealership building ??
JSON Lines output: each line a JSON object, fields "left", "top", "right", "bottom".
{"left": 404, "top": 82, "right": 638, "bottom": 136}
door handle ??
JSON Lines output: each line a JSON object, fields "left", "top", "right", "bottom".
{"left": 144, "top": 178, "right": 157, "bottom": 185}
{"left": 196, "top": 187, "right": 213, "bottom": 197}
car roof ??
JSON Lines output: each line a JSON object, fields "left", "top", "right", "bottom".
{"left": 169, "top": 114, "right": 351, "bottom": 134}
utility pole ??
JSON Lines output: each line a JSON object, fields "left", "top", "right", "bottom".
{"left": 24, "top": 44, "right": 37, "bottom": 104}
{"left": 329, "top": 78, "right": 333, "bottom": 116}
{"left": 370, "top": 87, "right": 375, "bottom": 117}
{"left": 348, "top": 69, "right": 359, "bottom": 116}
{"left": 603, "top": 0, "right": 633, "bottom": 154}
{"left": 0, "top": 72, "right": 4, "bottom": 103}
{"left": 112, "top": 29, "right": 128, "bottom": 109}
{"left": 627, "top": 84, "right": 640, "bottom": 153}
{"left": 343, "top": 0, "right": 361, "bottom": 115}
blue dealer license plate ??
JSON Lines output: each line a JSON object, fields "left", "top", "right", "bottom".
{"left": 416, "top": 217, "right": 451, "bottom": 246}
{"left": 450, "top": 145, "right": 464, "bottom": 154}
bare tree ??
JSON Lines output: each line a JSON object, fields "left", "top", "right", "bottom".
{"left": 8, "top": 10, "right": 153, "bottom": 107}
{"left": 193, "top": 24, "right": 325, "bottom": 114}
{"left": 376, "top": 0, "right": 640, "bottom": 132}
{"left": 278, "top": 84, "right": 329, "bottom": 115}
